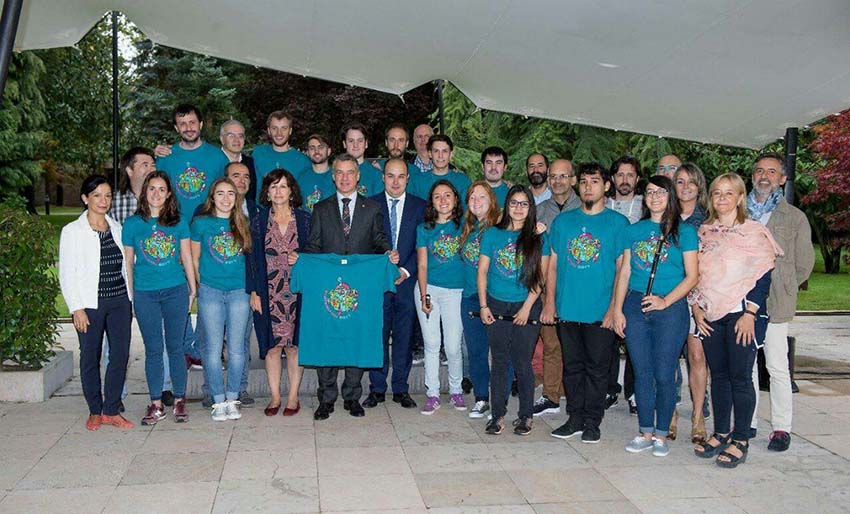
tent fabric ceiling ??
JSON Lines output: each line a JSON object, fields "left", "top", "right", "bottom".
{"left": 14, "top": 0, "right": 850, "bottom": 149}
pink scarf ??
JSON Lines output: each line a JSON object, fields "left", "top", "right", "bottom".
{"left": 689, "top": 220, "right": 783, "bottom": 322}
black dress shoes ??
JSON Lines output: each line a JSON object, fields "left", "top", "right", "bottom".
{"left": 344, "top": 400, "right": 365, "bottom": 417}
{"left": 314, "top": 402, "right": 334, "bottom": 420}
{"left": 362, "top": 392, "right": 386, "bottom": 408}
{"left": 392, "top": 392, "right": 417, "bottom": 409}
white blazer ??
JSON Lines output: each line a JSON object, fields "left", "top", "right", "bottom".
{"left": 58, "top": 211, "right": 132, "bottom": 313}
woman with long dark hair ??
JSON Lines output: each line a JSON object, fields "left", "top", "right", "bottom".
{"left": 611, "top": 175, "right": 699, "bottom": 457}
{"left": 58, "top": 175, "right": 134, "bottom": 430}
{"left": 248, "top": 169, "right": 311, "bottom": 416}
{"left": 191, "top": 177, "right": 253, "bottom": 422}
{"left": 416, "top": 179, "right": 466, "bottom": 415}
{"left": 459, "top": 181, "right": 502, "bottom": 418}
{"left": 478, "top": 185, "right": 549, "bottom": 435}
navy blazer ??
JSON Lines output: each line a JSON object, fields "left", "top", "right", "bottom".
{"left": 370, "top": 192, "right": 426, "bottom": 286}
{"left": 247, "top": 206, "right": 312, "bottom": 359}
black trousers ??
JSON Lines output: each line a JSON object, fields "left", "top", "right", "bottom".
{"left": 607, "top": 338, "right": 635, "bottom": 399}
{"left": 317, "top": 366, "right": 364, "bottom": 404}
{"left": 558, "top": 321, "right": 615, "bottom": 429}
{"left": 485, "top": 296, "right": 541, "bottom": 419}
{"left": 78, "top": 295, "right": 132, "bottom": 416}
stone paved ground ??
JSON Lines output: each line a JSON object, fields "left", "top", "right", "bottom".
{"left": 1, "top": 316, "right": 848, "bottom": 513}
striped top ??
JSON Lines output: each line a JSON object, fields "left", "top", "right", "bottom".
{"left": 97, "top": 229, "right": 127, "bottom": 299}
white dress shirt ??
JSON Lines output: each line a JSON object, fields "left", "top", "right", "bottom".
{"left": 385, "top": 192, "right": 410, "bottom": 278}
{"left": 336, "top": 191, "right": 358, "bottom": 223}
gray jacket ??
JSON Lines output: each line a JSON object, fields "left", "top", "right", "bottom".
{"left": 538, "top": 191, "right": 581, "bottom": 230}
{"left": 765, "top": 198, "right": 815, "bottom": 323}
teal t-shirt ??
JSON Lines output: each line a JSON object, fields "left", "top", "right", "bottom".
{"left": 290, "top": 253, "right": 396, "bottom": 367}
{"left": 122, "top": 215, "right": 190, "bottom": 291}
{"left": 460, "top": 225, "right": 485, "bottom": 297}
{"left": 491, "top": 182, "right": 510, "bottom": 208}
{"left": 190, "top": 216, "right": 246, "bottom": 291}
{"left": 252, "top": 145, "right": 311, "bottom": 201}
{"left": 619, "top": 220, "right": 698, "bottom": 296}
{"left": 356, "top": 161, "right": 384, "bottom": 197}
{"left": 296, "top": 168, "right": 336, "bottom": 212}
{"left": 549, "top": 208, "right": 630, "bottom": 322}
{"left": 480, "top": 227, "right": 550, "bottom": 302}
{"left": 416, "top": 220, "right": 464, "bottom": 289}
{"left": 410, "top": 170, "right": 471, "bottom": 208}
{"left": 156, "top": 142, "right": 228, "bottom": 217}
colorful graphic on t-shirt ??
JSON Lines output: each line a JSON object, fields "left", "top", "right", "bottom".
{"left": 306, "top": 187, "right": 323, "bottom": 212}
{"left": 141, "top": 229, "right": 177, "bottom": 266}
{"left": 567, "top": 228, "right": 601, "bottom": 269}
{"left": 323, "top": 277, "right": 359, "bottom": 319}
{"left": 431, "top": 233, "right": 461, "bottom": 263}
{"left": 461, "top": 235, "right": 481, "bottom": 265}
{"left": 495, "top": 242, "right": 522, "bottom": 276}
{"left": 632, "top": 235, "right": 669, "bottom": 271}
{"left": 356, "top": 184, "right": 368, "bottom": 196}
{"left": 176, "top": 166, "right": 207, "bottom": 199}
{"left": 208, "top": 230, "right": 241, "bottom": 263}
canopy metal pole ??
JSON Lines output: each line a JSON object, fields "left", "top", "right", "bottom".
{"left": 436, "top": 79, "right": 445, "bottom": 135}
{"left": 784, "top": 127, "right": 798, "bottom": 205}
{"left": 0, "top": 0, "right": 23, "bottom": 101}
{"left": 111, "top": 11, "right": 120, "bottom": 186}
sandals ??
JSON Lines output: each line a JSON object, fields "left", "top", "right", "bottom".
{"left": 668, "top": 409, "right": 678, "bottom": 441}
{"left": 691, "top": 413, "right": 707, "bottom": 444}
{"left": 694, "top": 432, "right": 731, "bottom": 458}
{"left": 717, "top": 440, "right": 749, "bottom": 468}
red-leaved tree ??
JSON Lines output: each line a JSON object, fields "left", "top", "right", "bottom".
{"left": 804, "top": 109, "right": 850, "bottom": 273}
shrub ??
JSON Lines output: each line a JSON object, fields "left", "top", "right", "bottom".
{"left": 0, "top": 195, "right": 60, "bottom": 370}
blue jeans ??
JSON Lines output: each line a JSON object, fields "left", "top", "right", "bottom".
{"left": 461, "top": 295, "right": 490, "bottom": 401}
{"left": 242, "top": 318, "right": 252, "bottom": 393}
{"left": 195, "top": 311, "right": 251, "bottom": 398}
{"left": 134, "top": 284, "right": 189, "bottom": 400}
{"left": 198, "top": 283, "right": 251, "bottom": 404}
{"left": 623, "top": 291, "right": 689, "bottom": 437}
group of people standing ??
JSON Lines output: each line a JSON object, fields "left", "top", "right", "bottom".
{"left": 58, "top": 103, "right": 813, "bottom": 469}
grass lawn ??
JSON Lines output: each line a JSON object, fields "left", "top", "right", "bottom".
{"left": 38, "top": 206, "right": 849, "bottom": 316}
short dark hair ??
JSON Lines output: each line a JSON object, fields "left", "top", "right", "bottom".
{"left": 609, "top": 155, "right": 642, "bottom": 178}
{"left": 341, "top": 122, "right": 369, "bottom": 143}
{"left": 266, "top": 110, "right": 293, "bottom": 127}
{"left": 427, "top": 134, "right": 453, "bottom": 152}
{"left": 384, "top": 122, "right": 409, "bottom": 139}
{"left": 481, "top": 146, "right": 508, "bottom": 165}
{"left": 173, "top": 103, "right": 202, "bottom": 125}
{"left": 526, "top": 153, "right": 549, "bottom": 169}
{"left": 576, "top": 162, "right": 611, "bottom": 186}
{"left": 259, "top": 168, "right": 302, "bottom": 209}
{"left": 754, "top": 152, "right": 786, "bottom": 175}
{"left": 119, "top": 147, "right": 155, "bottom": 194}
{"left": 80, "top": 174, "right": 111, "bottom": 198}
{"left": 305, "top": 133, "right": 331, "bottom": 149}
{"left": 225, "top": 161, "right": 250, "bottom": 178}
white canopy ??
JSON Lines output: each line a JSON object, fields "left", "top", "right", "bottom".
{"left": 15, "top": 0, "right": 850, "bottom": 149}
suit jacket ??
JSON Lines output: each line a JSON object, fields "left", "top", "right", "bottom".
{"left": 304, "top": 194, "right": 390, "bottom": 255}
{"left": 247, "top": 206, "right": 312, "bottom": 359}
{"left": 370, "top": 192, "right": 425, "bottom": 285}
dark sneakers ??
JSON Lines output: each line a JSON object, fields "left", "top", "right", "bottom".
{"left": 362, "top": 392, "right": 386, "bottom": 408}
{"left": 485, "top": 416, "right": 505, "bottom": 435}
{"left": 532, "top": 397, "right": 561, "bottom": 416}
{"left": 513, "top": 416, "right": 533, "bottom": 436}
{"left": 604, "top": 394, "right": 618, "bottom": 410}
{"left": 581, "top": 426, "right": 602, "bottom": 444}
{"left": 551, "top": 417, "right": 584, "bottom": 439}
{"left": 161, "top": 390, "right": 175, "bottom": 407}
{"left": 768, "top": 430, "right": 791, "bottom": 452}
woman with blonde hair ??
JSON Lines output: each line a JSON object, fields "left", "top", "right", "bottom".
{"left": 690, "top": 173, "right": 782, "bottom": 468}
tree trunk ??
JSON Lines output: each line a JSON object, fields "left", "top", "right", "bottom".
{"left": 810, "top": 216, "right": 842, "bottom": 274}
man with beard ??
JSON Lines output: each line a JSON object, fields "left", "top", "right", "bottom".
{"left": 481, "top": 146, "right": 510, "bottom": 206}
{"left": 156, "top": 104, "right": 229, "bottom": 217}
{"left": 373, "top": 123, "right": 422, "bottom": 177}
{"left": 746, "top": 152, "right": 814, "bottom": 451}
{"left": 341, "top": 122, "right": 385, "bottom": 196}
{"left": 606, "top": 156, "right": 643, "bottom": 224}
{"left": 252, "top": 111, "right": 312, "bottom": 199}
{"left": 411, "top": 124, "right": 434, "bottom": 173}
{"left": 298, "top": 134, "right": 336, "bottom": 212}
{"left": 656, "top": 154, "right": 682, "bottom": 179}
{"left": 542, "top": 163, "right": 629, "bottom": 444}
{"left": 526, "top": 153, "right": 552, "bottom": 204}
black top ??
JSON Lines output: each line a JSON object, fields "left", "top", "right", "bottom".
{"left": 97, "top": 229, "right": 127, "bottom": 299}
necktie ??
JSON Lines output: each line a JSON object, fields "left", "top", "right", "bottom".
{"left": 342, "top": 197, "right": 351, "bottom": 236}
{"left": 390, "top": 198, "right": 399, "bottom": 250}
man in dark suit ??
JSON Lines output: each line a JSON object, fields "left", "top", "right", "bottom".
{"left": 303, "top": 153, "right": 399, "bottom": 419}
{"left": 362, "top": 158, "right": 426, "bottom": 409}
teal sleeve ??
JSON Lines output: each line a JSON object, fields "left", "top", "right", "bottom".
{"left": 384, "top": 256, "right": 397, "bottom": 293}
{"left": 680, "top": 224, "right": 699, "bottom": 252}
{"left": 190, "top": 218, "right": 203, "bottom": 242}
{"left": 541, "top": 232, "right": 551, "bottom": 256}
{"left": 177, "top": 218, "right": 191, "bottom": 241}
{"left": 479, "top": 228, "right": 495, "bottom": 258}
{"left": 290, "top": 259, "right": 303, "bottom": 294}
{"left": 121, "top": 218, "right": 135, "bottom": 247}
{"left": 416, "top": 224, "right": 426, "bottom": 248}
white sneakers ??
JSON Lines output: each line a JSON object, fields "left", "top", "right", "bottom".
{"left": 211, "top": 400, "right": 242, "bottom": 422}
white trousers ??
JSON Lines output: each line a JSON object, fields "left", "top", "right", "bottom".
{"left": 415, "top": 284, "right": 464, "bottom": 397}
{"left": 751, "top": 322, "right": 792, "bottom": 432}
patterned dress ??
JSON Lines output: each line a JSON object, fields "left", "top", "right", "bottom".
{"left": 266, "top": 216, "right": 299, "bottom": 348}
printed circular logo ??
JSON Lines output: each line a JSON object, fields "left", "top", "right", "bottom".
{"left": 461, "top": 235, "right": 481, "bottom": 266}
{"left": 431, "top": 233, "right": 460, "bottom": 263}
{"left": 177, "top": 166, "right": 207, "bottom": 199}
{"left": 208, "top": 230, "right": 241, "bottom": 263}
{"left": 323, "top": 277, "right": 359, "bottom": 319}
{"left": 306, "top": 187, "right": 322, "bottom": 212}
{"left": 141, "top": 229, "right": 177, "bottom": 266}
{"left": 566, "top": 229, "right": 601, "bottom": 269}
{"left": 495, "top": 242, "right": 522, "bottom": 277}
{"left": 632, "top": 235, "right": 668, "bottom": 271}
{"left": 357, "top": 183, "right": 368, "bottom": 195}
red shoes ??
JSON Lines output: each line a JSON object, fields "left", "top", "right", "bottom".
{"left": 283, "top": 401, "right": 301, "bottom": 416}
{"left": 85, "top": 414, "right": 102, "bottom": 431}
{"left": 101, "top": 414, "right": 135, "bottom": 429}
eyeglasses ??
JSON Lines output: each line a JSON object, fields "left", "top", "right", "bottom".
{"left": 509, "top": 200, "right": 530, "bottom": 208}
{"left": 657, "top": 164, "right": 678, "bottom": 172}
{"left": 224, "top": 133, "right": 245, "bottom": 140}
{"left": 645, "top": 188, "right": 669, "bottom": 198}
